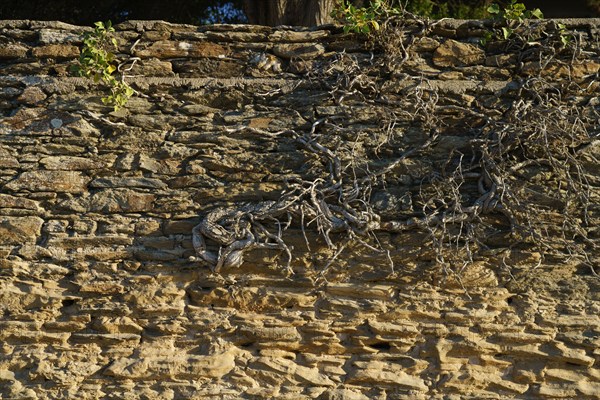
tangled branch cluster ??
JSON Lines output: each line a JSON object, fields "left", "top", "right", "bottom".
{"left": 191, "top": 16, "right": 599, "bottom": 281}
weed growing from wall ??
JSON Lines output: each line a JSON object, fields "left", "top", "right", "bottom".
{"left": 71, "top": 21, "right": 135, "bottom": 111}
{"left": 332, "top": 0, "right": 491, "bottom": 30}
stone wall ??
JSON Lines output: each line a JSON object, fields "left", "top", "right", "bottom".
{"left": 1, "top": 19, "right": 599, "bottom": 399}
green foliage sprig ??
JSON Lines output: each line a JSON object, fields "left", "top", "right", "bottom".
{"left": 332, "top": 0, "right": 391, "bottom": 34}
{"left": 71, "top": 21, "right": 134, "bottom": 111}
{"left": 483, "top": 0, "right": 543, "bottom": 43}
{"left": 332, "top": 1, "right": 501, "bottom": 35}
{"left": 557, "top": 23, "right": 572, "bottom": 46}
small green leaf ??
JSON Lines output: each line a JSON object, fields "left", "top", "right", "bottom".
{"left": 502, "top": 27, "right": 512, "bottom": 39}
{"left": 125, "top": 86, "right": 135, "bottom": 97}
{"left": 530, "top": 8, "right": 543, "bottom": 19}
{"left": 487, "top": 4, "right": 500, "bottom": 14}
{"left": 513, "top": 3, "right": 526, "bottom": 12}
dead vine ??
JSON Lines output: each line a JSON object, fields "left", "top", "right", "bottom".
{"left": 191, "top": 16, "right": 599, "bottom": 282}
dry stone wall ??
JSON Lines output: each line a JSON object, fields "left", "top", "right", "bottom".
{"left": 1, "top": 18, "right": 599, "bottom": 399}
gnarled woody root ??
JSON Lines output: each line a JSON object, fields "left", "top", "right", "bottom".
{"left": 190, "top": 119, "right": 389, "bottom": 274}
{"left": 190, "top": 82, "right": 598, "bottom": 278}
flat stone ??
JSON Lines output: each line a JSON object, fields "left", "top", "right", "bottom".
{"left": 89, "top": 189, "right": 155, "bottom": 213}
{"left": 105, "top": 351, "right": 235, "bottom": 379}
{"left": 269, "top": 30, "right": 329, "bottom": 42}
{"left": 319, "top": 389, "right": 370, "bottom": 400}
{"left": 163, "top": 219, "right": 197, "bottom": 235}
{"left": 411, "top": 36, "right": 441, "bottom": 52}
{"left": 521, "top": 60, "right": 600, "bottom": 79}
{"left": 172, "top": 59, "right": 244, "bottom": 78}
{"left": 132, "top": 218, "right": 161, "bottom": 237}
{"left": 206, "top": 31, "right": 268, "bottom": 42}
{"left": 0, "top": 194, "right": 41, "bottom": 211}
{"left": 40, "top": 156, "right": 107, "bottom": 170}
{"left": 0, "top": 152, "right": 19, "bottom": 169}
{"left": 273, "top": 43, "right": 325, "bottom": 59}
{"left": 485, "top": 54, "right": 517, "bottom": 67}
{"left": 39, "top": 29, "right": 83, "bottom": 44}
{"left": 433, "top": 39, "right": 485, "bottom": 67}
{"left": 141, "top": 31, "right": 171, "bottom": 41}
{"left": 47, "top": 235, "right": 134, "bottom": 249}
{"left": 0, "top": 43, "right": 29, "bottom": 59}
{"left": 0, "top": 216, "right": 44, "bottom": 245}
{"left": 6, "top": 171, "right": 90, "bottom": 193}
{"left": 347, "top": 361, "right": 427, "bottom": 390}
{"left": 134, "top": 41, "right": 230, "bottom": 58}
{"left": 131, "top": 58, "right": 174, "bottom": 77}
{"left": 0, "top": 369, "right": 16, "bottom": 381}
{"left": 17, "top": 87, "right": 47, "bottom": 105}
{"left": 294, "top": 365, "right": 336, "bottom": 386}
{"left": 31, "top": 44, "right": 79, "bottom": 59}
{"left": 137, "top": 154, "right": 164, "bottom": 173}
{"left": 89, "top": 177, "right": 167, "bottom": 189}
{"left": 239, "top": 325, "right": 301, "bottom": 342}
{"left": 185, "top": 352, "right": 236, "bottom": 378}
{"left": 0, "top": 86, "right": 22, "bottom": 100}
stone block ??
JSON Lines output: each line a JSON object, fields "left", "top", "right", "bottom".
{"left": 0, "top": 216, "right": 44, "bottom": 245}
{"left": 40, "top": 156, "right": 107, "bottom": 170}
{"left": 39, "top": 29, "right": 82, "bottom": 44}
{"left": 0, "top": 43, "right": 29, "bottom": 59}
{"left": 89, "top": 189, "right": 156, "bottom": 213}
{"left": 273, "top": 43, "right": 325, "bottom": 59}
{"left": 347, "top": 360, "right": 428, "bottom": 390}
{"left": 17, "top": 86, "right": 47, "bottom": 105}
{"left": 433, "top": 39, "right": 485, "bottom": 67}
{"left": 0, "top": 194, "right": 41, "bottom": 211}
{"left": 134, "top": 40, "right": 230, "bottom": 58}
{"left": 31, "top": 44, "right": 79, "bottom": 59}
{"left": 268, "top": 30, "right": 329, "bottom": 43}
{"left": 90, "top": 177, "right": 167, "bottom": 189}
{"left": 5, "top": 171, "right": 90, "bottom": 193}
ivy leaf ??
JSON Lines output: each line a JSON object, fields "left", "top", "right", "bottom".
{"left": 530, "top": 8, "right": 543, "bottom": 19}
{"left": 487, "top": 4, "right": 500, "bottom": 14}
{"left": 124, "top": 86, "right": 135, "bottom": 97}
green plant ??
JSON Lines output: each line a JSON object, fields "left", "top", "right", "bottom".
{"left": 332, "top": 0, "right": 390, "bottom": 34}
{"left": 484, "top": 0, "right": 543, "bottom": 42}
{"left": 71, "top": 21, "right": 134, "bottom": 111}
{"left": 333, "top": 1, "right": 493, "bottom": 34}
{"left": 557, "top": 23, "right": 572, "bottom": 46}
{"left": 405, "top": 0, "right": 490, "bottom": 19}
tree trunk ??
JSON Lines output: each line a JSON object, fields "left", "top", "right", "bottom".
{"left": 243, "top": 0, "right": 336, "bottom": 26}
